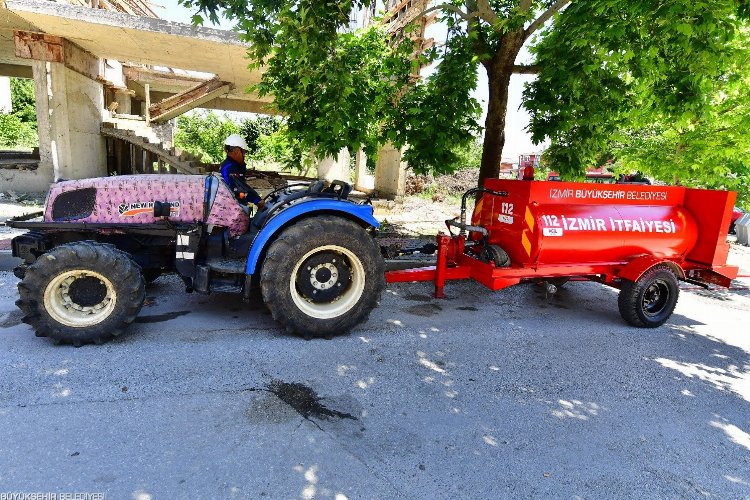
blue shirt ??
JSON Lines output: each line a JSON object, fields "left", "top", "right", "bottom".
{"left": 220, "top": 157, "right": 260, "bottom": 205}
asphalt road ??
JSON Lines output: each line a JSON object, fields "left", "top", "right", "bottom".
{"left": 1, "top": 271, "right": 749, "bottom": 499}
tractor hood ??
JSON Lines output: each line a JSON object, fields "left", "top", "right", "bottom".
{"left": 43, "top": 174, "right": 250, "bottom": 236}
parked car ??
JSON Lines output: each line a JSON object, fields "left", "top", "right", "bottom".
{"left": 730, "top": 206, "right": 744, "bottom": 234}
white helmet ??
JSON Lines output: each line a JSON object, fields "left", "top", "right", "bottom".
{"left": 224, "top": 134, "right": 249, "bottom": 151}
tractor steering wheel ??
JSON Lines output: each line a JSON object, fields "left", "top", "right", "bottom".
{"left": 262, "top": 183, "right": 310, "bottom": 204}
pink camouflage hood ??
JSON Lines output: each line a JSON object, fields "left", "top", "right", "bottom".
{"left": 44, "top": 174, "right": 250, "bottom": 237}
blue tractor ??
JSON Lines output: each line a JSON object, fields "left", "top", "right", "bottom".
{"left": 8, "top": 174, "right": 385, "bottom": 346}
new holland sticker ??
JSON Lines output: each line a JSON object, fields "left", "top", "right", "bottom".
{"left": 119, "top": 201, "right": 181, "bottom": 217}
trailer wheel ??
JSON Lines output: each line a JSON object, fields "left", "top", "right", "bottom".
{"left": 16, "top": 241, "right": 146, "bottom": 346}
{"left": 481, "top": 245, "right": 510, "bottom": 267}
{"left": 260, "top": 216, "right": 385, "bottom": 338}
{"left": 618, "top": 264, "right": 679, "bottom": 328}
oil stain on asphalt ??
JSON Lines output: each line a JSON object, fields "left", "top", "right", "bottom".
{"left": 267, "top": 380, "right": 357, "bottom": 421}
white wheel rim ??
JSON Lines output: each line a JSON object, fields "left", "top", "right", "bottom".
{"left": 44, "top": 270, "right": 117, "bottom": 327}
{"left": 290, "top": 245, "right": 366, "bottom": 320}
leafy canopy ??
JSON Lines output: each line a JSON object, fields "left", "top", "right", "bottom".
{"left": 525, "top": 0, "right": 750, "bottom": 205}
{"left": 180, "top": 0, "right": 481, "bottom": 174}
{"left": 183, "top": 0, "right": 750, "bottom": 202}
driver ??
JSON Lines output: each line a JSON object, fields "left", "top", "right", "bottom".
{"left": 220, "top": 134, "right": 266, "bottom": 210}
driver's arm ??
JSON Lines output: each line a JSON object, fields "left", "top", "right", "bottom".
{"left": 229, "top": 174, "right": 265, "bottom": 209}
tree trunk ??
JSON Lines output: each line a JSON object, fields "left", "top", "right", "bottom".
{"left": 478, "top": 34, "right": 525, "bottom": 190}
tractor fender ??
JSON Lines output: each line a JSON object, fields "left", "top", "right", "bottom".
{"left": 245, "top": 199, "right": 379, "bottom": 275}
{"left": 618, "top": 255, "right": 685, "bottom": 284}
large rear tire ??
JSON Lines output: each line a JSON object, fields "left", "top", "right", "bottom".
{"left": 617, "top": 264, "right": 679, "bottom": 328}
{"left": 16, "top": 241, "right": 146, "bottom": 346}
{"left": 260, "top": 216, "right": 385, "bottom": 338}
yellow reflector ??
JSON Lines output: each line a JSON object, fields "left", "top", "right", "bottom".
{"left": 525, "top": 206, "right": 535, "bottom": 232}
{"left": 521, "top": 231, "right": 532, "bottom": 257}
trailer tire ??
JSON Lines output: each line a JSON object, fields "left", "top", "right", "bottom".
{"left": 618, "top": 264, "right": 679, "bottom": 328}
{"left": 17, "top": 241, "right": 146, "bottom": 346}
{"left": 481, "top": 245, "right": 510, "bottom": 267}
{"left": 260, "top": 216, "right": 385, "bottom": 338}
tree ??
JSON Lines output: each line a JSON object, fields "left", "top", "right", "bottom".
{"left": 239, "top": 115, "right": 282, "bottom": 155}
{"left": 525, "top": 1, "right": 750, "bottom": 206}
{"left": 182, "top": 0, "right": 749, "bottom": 192}
{"left": 174, "top": 110, "right": 239, "bottom": 163}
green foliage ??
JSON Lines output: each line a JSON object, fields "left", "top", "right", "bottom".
{"left": 239, "top": 115, "right": 282, "bottom": 155}
{"left": 447, "top": 139, "right": 482, "bottom": 171}
{"left": 525, "top": 0, "right": 750, "bottom": 202}
{"left": 1, "top": 78, "right": 38, "bottom": 149}
{"left": 180, "top": 0, "right": 478, "bottom": 174}
{"left": 0, "top": 113, "right": 38, "bottom": 149}
{"left": 174, "top": 111, "right": 239, "bottom": 163}
{"left": 394, "top": 31, "right": 482, "bottom": 175}
{"left": 10, "top": 78, "right": 36, "bottom": 123}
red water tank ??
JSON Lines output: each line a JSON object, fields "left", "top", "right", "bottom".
{"left": 473, "top": 180, "right": 699, "bottom": 266}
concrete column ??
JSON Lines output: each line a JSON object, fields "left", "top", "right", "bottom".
{"left": 353, "top": 147, "right": 374, "bottom": 193}
{"left": 317, "top": 148, "right": 351, "bottom": 183}
{"left": 114, "top": 89, "right": 132, "bottom": 115}
{"left": 374, "top": 142, "right": 407, "bottom": 199}
{"left": 45, "top": 61, "right": 106, "bottom": 180}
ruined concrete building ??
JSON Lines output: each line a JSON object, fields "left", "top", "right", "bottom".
{"left": 1, "top": 0, "right": 419, "bottom": 198}
{"left": 0, "top": 0, "right": 272, "bottom": 193}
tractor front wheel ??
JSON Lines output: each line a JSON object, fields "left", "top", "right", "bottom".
{"left": 260, "top": 216, "right": 385, "bottom": 338}
{"left": 617, "top": 264, "right": 679, "bottom": 328}
{"left": 17, "top": 241, "right": 146, "bottom": 346}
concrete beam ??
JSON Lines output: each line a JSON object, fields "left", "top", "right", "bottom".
{"left": 123, "top": 65, "right": 208, "bottom": 90}
{"left": 202, "top": 96, "right": 278, "bottom": 115}
{"left": 0, "top": 62, "right": 32, "bottom": 78}
{"left": 13, "top": 31, "right": 101, "bottom": 81}
{"left": 149, "top": 90, "right": 277, "bottom": 115}
{"left": 13, "top": 31, "right": 63, "bottom": 62}
{"left": 149, "top": 77, "right": 231, "bottom": 123}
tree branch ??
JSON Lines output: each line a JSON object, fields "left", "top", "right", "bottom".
{"left": 525, "top": 0, "right": 571, "bottom": 39}
{"left": 513, "top": 64, "right": 540, "bottom": 74}
{"left": 476, "top": 0, "right": 499, "bottom": 26}
{"left": 420, "top": 3, "right": 476, "bottom": 22}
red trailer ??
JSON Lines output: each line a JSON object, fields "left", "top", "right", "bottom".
{"left": 386, "top": 179, "right": 739, "bottom": 327}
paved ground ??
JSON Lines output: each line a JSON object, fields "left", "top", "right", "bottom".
{"left": 1, "top": 258, "right": 749, "bottom": 498}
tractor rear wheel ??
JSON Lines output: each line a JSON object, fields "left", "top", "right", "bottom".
{"left": 17, "top": 241, "right": 146, "bottom": 346}
{"left": 617, "top": 264, "right": 679, "bottom": 328}
{"left": 260, "top": 216, "right": 385, "bottom": 338}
